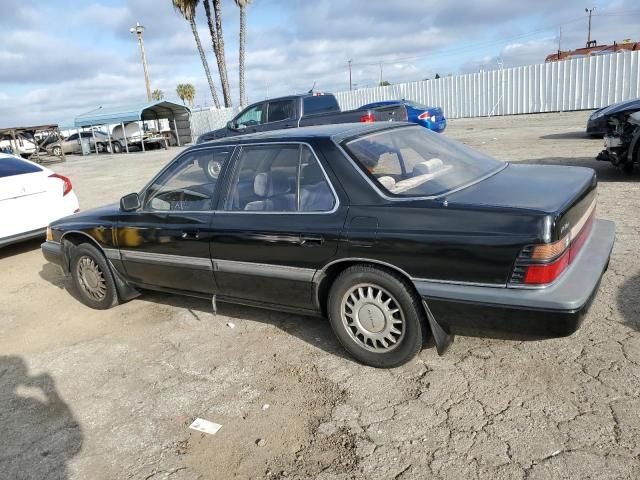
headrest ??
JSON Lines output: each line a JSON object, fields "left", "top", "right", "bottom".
{"left": 301, "top": 163, "right": 324, "bottom": 185}
{"left": 413, "top": 158, "right": 444, "bottom": 175}
{"left": 254, "top": 171, "right": 290, "bottom": 197}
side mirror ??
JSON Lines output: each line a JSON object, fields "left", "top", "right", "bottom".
{"left": 120, "top": 192, "right": 141, "bottom": 212}
{"left": 227, "top": 121, "right": 236, "bottom": 130}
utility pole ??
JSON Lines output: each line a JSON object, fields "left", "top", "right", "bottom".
{"left": 379, "top": 62, "right": 383, "bottom": 86}
{"left": 585, "top": 7, "right": 595, "bottom": 48}
{"left": 348, "top": 59, "right": 352, "bottom": 91}
{"left": 130, "top": 22, "right": 152, "bottom": 101}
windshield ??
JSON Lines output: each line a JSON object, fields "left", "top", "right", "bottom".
{"left": 343, "top": 126, "right": 504, "bottom": 197}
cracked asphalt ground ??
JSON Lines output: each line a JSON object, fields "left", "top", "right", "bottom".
{"left": 1, "top": 111, "right": 639, "bottom": 479}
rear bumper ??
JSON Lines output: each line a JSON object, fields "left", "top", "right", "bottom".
{"left": 415, "top": 219, "right": 615, "bottom": 338}
{"left": 41, "top": 241, "right": 64, "bottom": 268}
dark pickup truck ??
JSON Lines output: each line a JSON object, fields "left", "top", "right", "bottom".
{"left": 196, "top": 93, "right": 407, "bottom": 143}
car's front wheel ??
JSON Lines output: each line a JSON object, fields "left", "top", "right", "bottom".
{"left": 52, "top": 146, "right": 62, "bottom": 156}
{"left": 327, "top": 265, "right": 425, "bottom": 368}
{"left": 70, "top": 243, "right": 119, "bottom": 309}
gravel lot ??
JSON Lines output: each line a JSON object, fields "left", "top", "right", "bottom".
{"left": 1, "top": 111, "right": 639, "bottom": 480}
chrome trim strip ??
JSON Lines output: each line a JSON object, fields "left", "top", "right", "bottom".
{"left": 214, "top": 259, "right": 315, "bottom": 282}
{"left": 332, "top": 134, "right": 508, "bottom": 202}
{"left": 411, "top": 277, "right": 505, "bottom": 288}
{"left": 120, "top": 250, "right": 213, "bottom": 270}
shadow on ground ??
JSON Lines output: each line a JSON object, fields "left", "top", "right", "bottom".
{"left": 539, "top": 131, "right": 594, "bottom": 140}
{"left": 0, "top": 356, "right": 82, "bottom": 480}
{"left": 0, "top": 237, "right": 43, "bottom": 260}
{"left": 617, "top": 272, "right": 640, "bottom": 332}
{"left": 142, "top": 291, "right": 358, "bottom": 362}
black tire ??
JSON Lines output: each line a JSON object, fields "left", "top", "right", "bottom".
{"left": 52, "top": 146, "right": 62, "bottom": 157}
{"left": 327, "top": 265, "right": 426, "bottom": 368}
{"left": 70, "top": 243, "right": 119, "bottom": 310}
{"left": 112, "top": 141, "right": 122, "bottom": 154}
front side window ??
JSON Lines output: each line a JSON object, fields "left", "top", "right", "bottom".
{"left": 235, "top": 104, "right": 263, "bottom": 128}
{"left": 225, "top": 144, "right": 335, "bottom": 212}
{"left": 144, "top": 148, "right": 231, "bottom": 211}
{"left": 343, "top": 126, "right": 503, "bottom": 197}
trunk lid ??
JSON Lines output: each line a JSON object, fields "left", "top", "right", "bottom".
{"left": 446, "top": 164, "right": 597, "bottom": 242}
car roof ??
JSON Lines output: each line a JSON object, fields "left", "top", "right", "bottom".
{"left": 197, "top": 122, "right": 412, "bottom": 148}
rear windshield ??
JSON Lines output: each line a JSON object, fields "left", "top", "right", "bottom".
{"left": 303, "top": 95, "right": 340, "bottom": 115}
{"left": 343, "top": 126, "right": 503, "bottom": 197}
{"left": 0, "top": 156, "right": 42, "bottom": 178}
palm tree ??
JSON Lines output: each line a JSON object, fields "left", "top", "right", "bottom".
{"left": 203, "top": 0, "right": 232, "bottom": 107}
{"left": 172, "top": 0, "right": 221, "bottom": 108}
{"left": 234, "top": 0, "right": 250, "bottom": 106}
{"left": 151, "top": 89, "right": 165, "bottom": 101}
{"left": 176, "top": 83, "right": 196, "bottom": 106}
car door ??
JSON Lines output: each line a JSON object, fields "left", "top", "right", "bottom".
{"left": 261, "top": 99, "right": 298, "bottom": 132}
{"left": 64, "top": 134, "right": 80, "bottom": 154}
{"left": 0, "top": 157, "right": 51, "bottom": 239}
{"left": 231, "top": 103, "right": 266, "bottom": 135}
{"left": 210, "top": 142, "right": 347, "bottom": 310}
{"left": 116, "top": 146, "right": 233, "bottom": 295}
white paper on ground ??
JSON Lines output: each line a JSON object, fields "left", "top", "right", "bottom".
{"left": 189, "top": 418, "right": 222, "bottom": 435}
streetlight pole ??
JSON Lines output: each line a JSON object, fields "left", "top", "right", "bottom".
{"left": 348, "top": 59, "right": 352, "bottom": 91}
{"left": 130, "top": 22, "right": 152, "bottom": 101}
{"left": 585, "top": 7, "right": 595, "bottom": 47}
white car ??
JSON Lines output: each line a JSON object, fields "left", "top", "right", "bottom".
{"left": 0, "top": 134, "right": 37, "bottom": 158}
{"left": 0, "top": 154, "right": 79, "bottom": 247}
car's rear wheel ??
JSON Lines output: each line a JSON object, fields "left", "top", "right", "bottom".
{"left": 70, "top": 243, "right": 118, "bottom": 310}
{"left": 327, "top": 265, "right": 425, "bottom": 368}
{"left": 52, "top": 146, "right": 62, "bottom": 157}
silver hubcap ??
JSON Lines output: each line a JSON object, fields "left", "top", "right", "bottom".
{"left": 76, "top": 256, "right": 106, "bottom": 301}
{"left": 207, "top": 160, "right": 222, "bottom": 178}
{"left": 340, "top": 283, "right": 405, "bottom": 353}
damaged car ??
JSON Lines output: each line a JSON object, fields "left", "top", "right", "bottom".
{"left": 41, "top": 123, "right": 614, "bottom": 368}
{"left": 596, "top": 107, "right": 640, "bottom": 174}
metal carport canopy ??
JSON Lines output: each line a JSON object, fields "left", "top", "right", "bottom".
{"left": 74, "top": 100, "right": 190, "bottom": 127}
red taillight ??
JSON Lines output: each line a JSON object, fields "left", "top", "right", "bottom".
{"left": 49, "top": 173, "right": 72, "bottom": 196}
{"left": 359, "top": 112, "right": 375, "bottom": 123}
{"left": 518, "top": 212, "right": 595, "bottom": 285}
{"left": 523, "top": 250, "right": 570, "bottom": 284}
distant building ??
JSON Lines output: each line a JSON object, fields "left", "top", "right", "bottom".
{"left": 545, "top": 40, "right": 640, "bottom": 62}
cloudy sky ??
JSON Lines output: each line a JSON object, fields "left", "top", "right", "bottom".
{"left": 1, "top": 0, "right": 639, "bottom": 127}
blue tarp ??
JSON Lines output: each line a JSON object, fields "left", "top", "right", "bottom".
{"left": 74, "top": 101, "right": 190, "bottom": 127}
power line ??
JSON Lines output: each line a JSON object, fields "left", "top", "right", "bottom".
{"left": 347, "top": 10, "right": 640, "bottom": 69}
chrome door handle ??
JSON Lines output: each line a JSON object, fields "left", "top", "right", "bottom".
{"left": 300, "top": 236, "right": 324, "bottom": 246}
{"left": 181, "top": 230, "right": 200, "bottom": 240}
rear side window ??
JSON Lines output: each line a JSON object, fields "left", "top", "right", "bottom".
{"left": 0, "top": 157, "right": 42, "bottom": 178}
{"left": 225, "top": 144, "right": 336, "bottom": 212}
{"left": 303, "top": 95, "right": 340, "bottom": 115}
{"left": 267, "top": 100, "right": 295, "bottom": 122}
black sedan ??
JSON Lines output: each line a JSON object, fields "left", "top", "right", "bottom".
{"left": 41, "top": 123, "right": 615, "bottom": 367}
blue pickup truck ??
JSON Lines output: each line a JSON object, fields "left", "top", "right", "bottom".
{"left": 196, "top": 93, "right": 408, "bottom": 143}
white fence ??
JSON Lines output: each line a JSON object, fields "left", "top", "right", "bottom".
{"left": 190, "top": 106, "right": 237, "bottom": 140}
{"left": 334, "top": 50, "right": 640, "bottom": 119}
{"left": 188, "top": 50, "right": 640, "bottom": 139}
